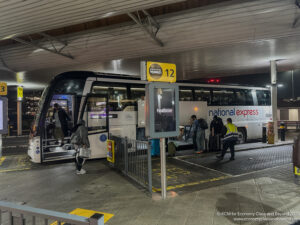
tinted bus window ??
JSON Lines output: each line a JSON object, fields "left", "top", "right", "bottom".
{"left": 179, "top": 88, "right": 193, "bottom": 101}
{"left": 256, "top": 90, "right": 271, "bottom": 106}
{"left": 130, "top": 85, "right": 145, "bottom": 101}
{"left": 212, "top": 89, "right": 235, "bottom": 106}
{"left": 53, "top": 79, "right": 85, "bottom": 95}
{"left": 195, "top": 88, "right": 211, "bottom": 104}
{"left": 235, "top": 89, "right": 254, "bottom": 106}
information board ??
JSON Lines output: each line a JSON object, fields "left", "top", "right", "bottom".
{"left": 145, "top": 83, "right": 179, "bottom": 138}
{"left": 17, "top": 86, "right": 23, "bottom": 100}
{"left": 0, "top": 97, "right": 8, "bottom": 134}
{"left": 107, "top": 140, "right": 115, "bottom": 163}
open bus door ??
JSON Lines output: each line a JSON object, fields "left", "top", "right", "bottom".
{"left": 81, "top": 94, "right": 109, "bottom": 159}
{"left": 41, "top": 94, "right": 79, "bottom": 162}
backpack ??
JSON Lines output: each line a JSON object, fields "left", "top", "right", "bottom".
{"left": 70, "top": 125, "right": 82, "bottom": 145}
{"left": 198, "top": 118, "right": 208, "bottom": 130}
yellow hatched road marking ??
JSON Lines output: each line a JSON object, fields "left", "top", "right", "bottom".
{"left": 0, "top": 168, "right": 31, "bottom": 173}
{"left": 51, "top": 208, "right": 114, "bottom": 225}
{"left": 0, "top": 157, "right": 6, "bottom": 166}
{"left": 152, "top": 175, "right": 230, "bottom": 192}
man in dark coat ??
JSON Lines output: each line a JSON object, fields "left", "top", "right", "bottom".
{"left": 53, "top": 103, "right": 71, "bottom": 145}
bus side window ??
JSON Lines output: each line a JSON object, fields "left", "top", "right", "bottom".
{"left": 256, "top": 90, "right": 271, "bottom": 106}
{"left": 179, "top": 88, "right": 193, "bottom": 101}
{"left": 235, "top": 89, "right": 254, "bottom": 106}
{"left": 195, "top": 88, "right": 211, "bottom": 104}
{"left": 211, "top": 89, "right": 235, "bottom": 106}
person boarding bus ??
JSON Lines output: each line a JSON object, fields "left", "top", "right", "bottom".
{"left": 217, "top": 118, "right": 238, "bottom": 160}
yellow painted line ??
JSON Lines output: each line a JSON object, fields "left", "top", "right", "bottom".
{"left": 0, "top": 167, "right": 31, "bottom": 173}
{"left": 152, "top": 175, "right": 230, "bottom": 192}
{"left": 0, "top": 157, "right": 6, "bottom": 166}
{"left": 51, "top": 208, "right": 114, "bottom": 225}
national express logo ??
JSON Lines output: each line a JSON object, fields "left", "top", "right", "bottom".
{"left": 209, "top": 108, "right": 259, "bottom": 117}
{"left": 149, "top": 63, "right": 163, "bottom": 79}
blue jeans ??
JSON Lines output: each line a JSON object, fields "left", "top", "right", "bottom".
{"left": 196, "top": 129, "right": 205, "bottom": 151}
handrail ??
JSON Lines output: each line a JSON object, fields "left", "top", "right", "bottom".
{"left": 0, "top": 201, "right": 103, "bottom": 225}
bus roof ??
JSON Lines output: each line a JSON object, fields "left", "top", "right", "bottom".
{"left": 53, "top": 71, "right": 269, "bottom": 90}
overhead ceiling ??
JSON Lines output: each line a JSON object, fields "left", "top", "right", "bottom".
{"left": 1, "top": 0, "right": 300, "bottom": 89}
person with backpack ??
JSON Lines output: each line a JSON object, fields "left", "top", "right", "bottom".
{"left": 70, "top": 120, "right": 90, "bottom": 174}
{"left": 190, "top": 115, "right": 208, "bottom": 154}
{"left": 217, "top": 118, "right": 238, "bottom": 160}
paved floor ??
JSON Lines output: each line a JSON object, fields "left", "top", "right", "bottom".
{"left": 176, "top": 145, "right": 292, "bottom": 176}
{"left": 0, "top": 136, "right": 300, "bottom": 225}
{"left": 0, "top": 152, "right": 299, "bottom": 224}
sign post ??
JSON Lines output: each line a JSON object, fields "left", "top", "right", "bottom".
{"left": 142, "top": 61, "right": 178, "bottom": 199}
{"left": 0, "top": 97, "right": 8, "bottom": 157}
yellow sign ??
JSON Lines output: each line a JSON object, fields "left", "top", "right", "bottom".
{"left": 146, "top": 61, "right": 176, "bottom": 83}
{"left": 107, "top": 140, "right": 115, "bottom": 163}
{"left": 51, "top": 208, "right": 114, "bottom": 225}
{"left": 0, "top": 82, "right": 7, "bottom": 95}
{"left": 295, "top": 166, "right": 300, "bottom": 175}
{"left": 17, "top": 86, "right": 23, "bottom": 99}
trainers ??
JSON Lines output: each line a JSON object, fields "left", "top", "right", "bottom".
{"left": 216, "top": 155, "right": 224, "bottom": 160}
{"left": 76, "top": 169, "right": 86, "bottom": 175}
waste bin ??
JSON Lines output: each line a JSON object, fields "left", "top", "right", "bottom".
{"left": 279, "top": 122, "right": 285, "bottom": 141}
{"left": 151, "top": 139, "right": 160, "bottom": 156}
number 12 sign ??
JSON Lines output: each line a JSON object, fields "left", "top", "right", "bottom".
{"left": 146, "top": 61, "right": 176, "bottom": 83}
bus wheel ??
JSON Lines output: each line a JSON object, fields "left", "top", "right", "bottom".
{"left": 237, "top": 128, "right": 247, "bottom": 144}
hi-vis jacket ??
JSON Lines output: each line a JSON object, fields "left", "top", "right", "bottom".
{"left": 223, "top": 123, "right": 239, "bottom": 141}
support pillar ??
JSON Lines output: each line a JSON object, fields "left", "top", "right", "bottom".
{"left": 17, "top": 101, "right": 22, "bottom": 136}
{"left": 270, "top": 60, "right": 278, "bottom": 142}
{"left": 160, "top": 138, "right": 167, "bottom": 199}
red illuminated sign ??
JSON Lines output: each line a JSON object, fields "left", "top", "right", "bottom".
{"left": 208, "top": 79, "right": 220, "bottom": 83}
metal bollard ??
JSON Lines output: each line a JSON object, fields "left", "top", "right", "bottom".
{"left": 262, "top": 127, "right": 267, "bottom": 143}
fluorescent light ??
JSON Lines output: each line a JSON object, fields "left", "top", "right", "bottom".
{"left": 278, "top": 84, "right": 284, "bottom": 88}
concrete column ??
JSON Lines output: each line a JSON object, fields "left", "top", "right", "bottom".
{"left": 17, "top": 101, "right": 22, "bottom": 136}
{"left": 270, "top": 60, "right": 278, "bottom": 142}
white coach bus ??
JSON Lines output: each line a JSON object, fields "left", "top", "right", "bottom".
{"left": 28, "top": 71, "right": 272, "bottom": 163}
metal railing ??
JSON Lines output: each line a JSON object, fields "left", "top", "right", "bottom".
{"left": 110, "top": 136, "right": 152, "bottom": 193}
{"left": 0, "top": 201, "right": 104, "bottom": 225}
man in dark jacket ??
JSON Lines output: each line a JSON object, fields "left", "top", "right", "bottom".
{"left": 53, "top": 103, "right": 71, "bottom": 145}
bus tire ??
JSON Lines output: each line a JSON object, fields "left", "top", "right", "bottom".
{"left": 237, "top": 127, "right": 247, "bottom": 144}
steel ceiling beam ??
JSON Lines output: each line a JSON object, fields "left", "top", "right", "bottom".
{"left": 38, "top": 32, "right": 68, "bottom": 46}
{"left": 127, "top": 11, "right": 163, "bottom": 47}
{"left": 11, "top": 36, "right": 74, "bottom": 60}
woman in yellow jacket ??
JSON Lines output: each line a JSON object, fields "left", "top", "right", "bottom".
{"left": 217, "top": 118, "right": 238, "bottom": 161}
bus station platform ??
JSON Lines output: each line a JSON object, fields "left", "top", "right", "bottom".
{"left": 0, "top": 141, "right": 299, "bottom": 225}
